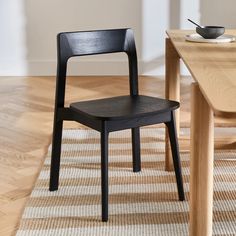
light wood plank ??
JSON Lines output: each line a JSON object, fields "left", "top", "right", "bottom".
{"left": 167, "top": 30, "right": 236, "bottom": 118}
{"left": 165, "top": 38, "right": 180, "bottom": 171}
{"left": 190, "top": 83, "right": 214, "bottom": 236}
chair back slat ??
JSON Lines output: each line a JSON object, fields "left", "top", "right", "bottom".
{"left": 58, "top": 28, "right": 134, "bottom": 60}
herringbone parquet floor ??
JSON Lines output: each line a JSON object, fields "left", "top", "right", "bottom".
{"left": 0, "top": 76, "right": 235, "bottom": 236}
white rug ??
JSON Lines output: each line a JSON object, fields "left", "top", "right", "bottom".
{"left": 16, "top": 128, "right": 236, "bottom": 235}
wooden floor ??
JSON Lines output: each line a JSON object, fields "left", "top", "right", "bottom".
{"left": 0, "top": 76, "right": 235, "bottom": 236}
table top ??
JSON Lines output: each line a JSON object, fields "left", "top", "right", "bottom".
{"left": 167, "top": 30, "right": 236, "bottom": 118}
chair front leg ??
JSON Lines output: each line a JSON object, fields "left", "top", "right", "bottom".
{"left": 165, "top": 111, "right": 185, "bottom": 201}
{"left": 101, "top": 122, "right": 109, "bottom": 222}
{"left": 131, "top": 127, "right": 141, "bottom": 172}
{"left": 49, "top": 119, "right": 63, "bottom": 191}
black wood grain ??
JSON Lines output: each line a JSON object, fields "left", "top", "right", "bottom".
{"left": 49, "top": 28, "right": 185, "bottom": 222}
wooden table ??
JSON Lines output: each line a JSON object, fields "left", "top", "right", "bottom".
{"left": 165, "top": 30, "right": 236, "bottom": 236}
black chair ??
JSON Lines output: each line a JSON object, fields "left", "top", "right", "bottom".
{"left": 49, "top": 28, "right": 185, "bottom": 222}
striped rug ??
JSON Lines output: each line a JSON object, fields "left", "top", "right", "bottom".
{"left": 17, "top": 128, "right": 236, "bottom": 236}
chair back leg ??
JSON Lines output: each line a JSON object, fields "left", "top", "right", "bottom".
{"left": 165, "top": 111, "right": 185, "bottom": 201}
{"left": 49, "top": 120, "right": 64, "bottom": 191}
{"left": 131, "top": 127, "right": 141, "bottom": 172}
{"left": 101, "top": 122, "right": 109, "bottom": 222}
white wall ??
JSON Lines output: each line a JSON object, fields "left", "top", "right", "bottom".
{"left": 200, "top": 0, "right": 236, "bottom": 28}
{"left": 0, "top": 0, "right": 236, "bottom": 76}
{"left": 0, "top": 0, "right": 27, "bottom": 75}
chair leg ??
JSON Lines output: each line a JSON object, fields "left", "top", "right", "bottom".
{"left": 49, "top": 120, "right": 63, "bottom": 191}
{"left": 101, "top": 123, "right": 109, "bottom": 222}
{"left": 131, "top": 127, "right": 141, "bottom": 172}
{"left": 165, "top": 111, "right": 185, "bottom": 201}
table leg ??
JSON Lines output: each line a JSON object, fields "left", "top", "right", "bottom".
{"left": 190, "top": 83, "right": 214, "bottom": 236}
{"left": 165, "top": 38, "right": 180, "bottom": 171}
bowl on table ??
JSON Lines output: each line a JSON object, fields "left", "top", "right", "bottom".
{"left": 196, "top": 26, "right": 225, "bottom": 39}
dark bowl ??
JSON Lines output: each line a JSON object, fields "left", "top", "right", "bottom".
{"left": 196, "top": 26, "right": 225, "bottom": 39}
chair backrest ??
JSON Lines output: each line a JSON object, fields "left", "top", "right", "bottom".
{"left": 58, "top": 28, "right": 135, "bottom": 59}
{"left": 56, "top": 29, "right": 138, "bottom": 106}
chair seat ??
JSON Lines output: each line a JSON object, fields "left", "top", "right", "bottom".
{"left": 70, "top": 95, "right": 179, "bottom": 121}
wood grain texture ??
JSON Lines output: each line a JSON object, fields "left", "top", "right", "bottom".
{"left": 165, "top": 38, "right": 180, "bottom": 171}
{"left": 0, "top": 76, "right": 235, "bottom": 236}
{"left": 70, "top": 95, "right": 179, "bottom": 121}
{"left": 0, "top": 76, "right": 167, "bottom": 236}
{"left": 190, "top": 83, "right": 214, "bottom": 236}
{"left": 167, "top": 29, "right": 236, "bottom": 118}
